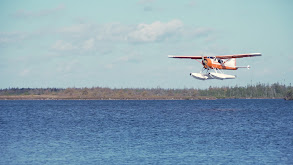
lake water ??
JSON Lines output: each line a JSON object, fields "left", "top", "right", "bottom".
{"left": 0, "top": 99, "right": 292, "bottom": 164}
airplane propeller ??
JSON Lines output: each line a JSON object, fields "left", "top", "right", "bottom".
{"left": 201, "top": 53, "right": 207, "bottom": 68}
{"left": 201, "top": 53, "right": 204, "bottom": 66}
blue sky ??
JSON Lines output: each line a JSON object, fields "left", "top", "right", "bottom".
{"left": 1, "top": 0, "right": 292, "bottom": 89}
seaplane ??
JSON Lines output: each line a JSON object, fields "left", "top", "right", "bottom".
{"left": 168, "top": 53, "right": 262, "bottom": 80}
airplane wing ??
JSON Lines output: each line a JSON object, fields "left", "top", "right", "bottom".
{"left": 168, "top": 53, "right": 261, "bottom": 59}
{"left": 215, "top": 53, "right": 262, "bottom": 59}
{"left": 168, "top": 55, "right": 203, "bottom": 59}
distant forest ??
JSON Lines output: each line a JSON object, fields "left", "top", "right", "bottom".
{"left": 0, "top": 83, "right": 293, "bottom": 100}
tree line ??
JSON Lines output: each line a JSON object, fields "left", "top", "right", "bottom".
{"left": 0, "top": 83, "right": 292, "bottom": 100}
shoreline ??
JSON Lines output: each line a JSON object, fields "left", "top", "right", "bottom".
{"left": 1, "top": 83, "right": 291, "bottom": 100}
{"left": 0, "top": 95, "right": 284, "bottom": 100}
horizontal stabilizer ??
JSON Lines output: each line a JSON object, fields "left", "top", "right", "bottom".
{"left": 237, "top": 65, "right": 250, "bottom": 69}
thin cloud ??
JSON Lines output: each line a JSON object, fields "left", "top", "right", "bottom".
{"left": 82, "top": 38, "right": 95, "bottom": 50}
{"left": 1, "top": 19, "right": 214, "bottom": 56}
{"left": 0, "top": 32, "right": 28, "bottom": 45}
{"left": 13, "top": 4, "right": 65, "bottom": 18}
{"left": 185, "top": 0, "right": 198, "bottom": 8}
{"left": 138, "top": 0, "right": 158, "bottom": 12}
{"left": 55, "top": 20, "right": 212, "bottom": 44}
{"left": 127, "top": 20, "right": 183, "bottom": 42}
{"left": 56, "top": 59, "right": 79, "bottom": 73}
{"left": 58, "top": 23, "right": 91, "bottom": 33}
{"left": 182, "top": 27, "right": 212, "bottom": 38}
{"left": 51, "top": 40, "right": 75, "bottom": 51}
{"left": 143, "top": 6, "right": 153, "bottom": 12}
{"left": 19, "top": 68, "right": 31, "bottom": 77}
{"left": 138, "top": 0, "right": 155, "bottom": 5}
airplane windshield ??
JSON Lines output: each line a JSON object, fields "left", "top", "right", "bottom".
{"left": 217, "top": 58, "right": 223, "bottom": 64}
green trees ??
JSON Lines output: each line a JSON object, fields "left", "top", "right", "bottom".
{"left": 285, "top": 89, "right": 293, "bottom": 100}
{"left": 0, "top": 83, "right": 292, "bottom": 100}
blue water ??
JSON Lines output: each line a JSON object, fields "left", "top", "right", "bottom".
{"left": 0, "top": 100, "right": 293, "bottom": 164}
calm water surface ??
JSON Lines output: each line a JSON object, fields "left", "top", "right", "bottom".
{"left": 0, "top": 99, "right": 293, "bottom": 164}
